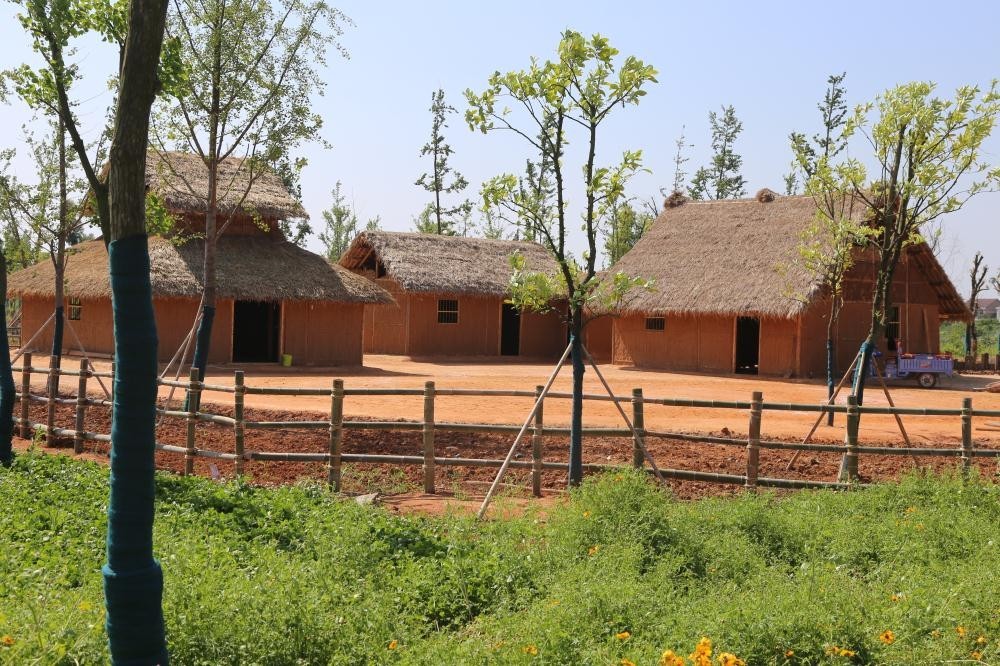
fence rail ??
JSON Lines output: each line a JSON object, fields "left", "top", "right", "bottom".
{"left": 13, "top": 351, "right": 999, "bottom": 496}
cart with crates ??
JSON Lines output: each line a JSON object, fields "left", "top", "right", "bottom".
{"left": 882, "top": 352, "right": 954, "bottom": 388}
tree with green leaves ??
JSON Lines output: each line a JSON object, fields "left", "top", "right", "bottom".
{"left": 318, "top": 181, "right": 379, "bottom": 260}
{"left": 669, "top": 126, "right": 690, "bottom": 195}
{"left": 787, "top": 73, "right": 849, "bottom": 194}
{"left": 805, "top": 81, "right": 1000, "bottom": 479}
{"left": 603, "top": 200, "right": 653, "bottom": 266}
{"left": 689, "top": 105, "right": 746, "bottom": 200}
{"left": 468, "top": 31, "right": 657, "bottom": 486}
{"left": 967, "top": 251, "right": 988, "bottom": 358}
{"left": 154, "top": 0, "right": 347, "bottom": 381}
{"left": 416, "top": 88, "right": 471, "bottom": 235}
{"left": 0, "top": 241, "right": 13, "bottom": 465}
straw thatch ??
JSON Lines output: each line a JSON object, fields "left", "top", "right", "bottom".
{"left": 8, "top": 237, "right": 392, "bottom": 304}
{"left": 611, "top": 192, "right": 969, "bottom": 320}
{"left": 145, "top": 151, "right": 306, "bottom": 220}
{"left": 339, "top": 231, "right": 561, "bottom": 296}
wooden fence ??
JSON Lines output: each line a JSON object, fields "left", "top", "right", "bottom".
{"left": 13, "top": 351, "right": 1000, "bottom": 495}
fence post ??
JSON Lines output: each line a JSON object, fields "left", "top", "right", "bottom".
{"left": 45, "top": 356, "right": 58, "bottom": 444}
{"left": 531, "top": 384, "right": 544, "bottom": 497}
{"left": 745, "top": 391, "right": 763, "bottom": 490}
{"left": 328, "top": 379, "right": 344, "bottom": 491}
{"left": 73, "top": 357, "right": 88, "bottom": 454}
{"left": 184, "top": 367, "right": 201, "bottom": 476}
{"left": 233, "top": 370, "right": 245, "bottom": 477}
{"left": 19, "top": 352, "right": 32, "bottom": 439}
{"left": 961, "top": 397, "right": 973, "bottom": 478}
{"left": 422, "top": 380, "right": 435, "bottom": 494}
{"left": 631, "top": 388, "right": 645, "bottom": 469}
{"left": 839, "top": 395, "right": 860, "bottom": 482}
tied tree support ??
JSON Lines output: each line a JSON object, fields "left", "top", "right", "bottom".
{"left": 103, "top": 235, "right": 168, "bottom": 665}
{"left": 825, "top": 339, "right": 835, "bottom": 426}
{"left": 568, "top": 330, "right": 584, "bottom": 486}
{"left": 184, "top": 304, "right": 216, "bottom": 412}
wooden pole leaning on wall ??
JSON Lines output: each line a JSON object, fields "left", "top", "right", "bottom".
{"left": 745, "top": 391, "right": 763, "bottom": 490}
{"left": 631, "top": 388, "right": 645, "bottom": 469}
{"left": 45, "top": 355, "right": 58, "bottom": 444}
{"left": 328, "top": 379, "right": 344, "bottom": 491}
{"left": 20, "top": 352, "right": 32, "bottom": 439}
{"left": 531, "top": 384, "right": 544, "bottom": 497}
{"left": 74, "top": 357, "right": 88, "bottom": 454}
{"left": 233, "top": 370, "right": 246, "bottom": 477}
{"left": 838, "top": 395, "right": 860, "bottom": 483}
{"left": 961, "top": 397, "right": 973, "bottom": 478}
{"left": 422, "top": 380, "right": 436, "bottom": 494}
{"left": 184, "top": 367, "right": 201, "bottom": 476}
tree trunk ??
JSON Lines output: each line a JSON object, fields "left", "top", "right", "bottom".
{"left": 0, "top": 251, "right": 15, "bottom": 465}
{"left": 49, "top": 260, "right": 65, "bottom": 400}
{"left": 825, "top": 338, "right": 835, "bottom": 427}
{"left": 568, "top": 308, "right": 584, "bottom": 487}
{"left": 102, "top": 0, "right": 169, "bottom": 663}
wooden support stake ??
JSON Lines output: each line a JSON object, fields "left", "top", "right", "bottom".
{"left": 45, "top": 355, "right": 58, "bottom": 445}
{"left": 746, "top": 391, "right": 763, "bottom": 490}
{"left": 20, "top": 352, "right": 31, "bottom": 439}
{"left": 871, "top": 359, "right": 920, "bottom": 465}
{"left": 786, "top": 349, "right": 861, "bottom": 470}
{"left": 631, "top": 388, "right": 645, "bottom": 469}
{"left": 422, "top": 380, "right": 435, "bottom": 494}
{"left": 839, "top": 395, "right": 860, "bottom": 483}
{"left": 531, "top": 384, "right": 544, "bottom": 497}
{"left": 961, "top": 396, "right": 973, "bottom": 478}
{"left": 74, "top": 357, "right": 88, "bottom": 454}
{"left": 329, "top": 378, "right": 344, "bottom": 491}
{"left": 184, "top": 367, "right": 201, "bottom": 476}
{"left": 233, "top": 370, "right": 245, "bottom": 476}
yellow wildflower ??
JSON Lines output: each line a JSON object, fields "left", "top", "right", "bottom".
{"left": 931, "top": 630, "right": 942, "bottom": 639}
{"left": 879, "top": 629, "right": 895, "bottom": 645}
{"left": 583, "top": 511, "right": 591, "bottom": 518}
{"left": 616, "top": 631, "right": 632, "bottom": 641}
{"left": 522, "top": 644, "right": 539, "bottom": 656}
{"left": 784, "top": 650, "right": 794, "bottom": 657}
{"left": 387, "top": 640, "right": 398, "bottom": 650}
{"left": 0, "top": 635, "right": 13, "bottom": 647}
{"left": 621, "top": 659, "right": 637, "bottom": 666}
{"left": 492, "top": 641, "right": 505, "bottom": 651}
{"left": 958, "top": 626, "right": 968, "bottom": 637}
{"left": 690, "top": 637, "right": 712, "bottom": 666}
{"left": 838, "top": 647, "right": 856, "bottom": 658}
{"left": 717, "top": 652, "right": 745, "bottom": 666}
{"left": 971, "top": 650, "right": 982, "bottom": 661}
{"left": 905, "top": 506, "right": 917, "bottom": 514}
{"left": 976, "top": 635, "right": 987, "bottom": 645}
{"left": 659, "top": 649, "right": 686, "bottom": 666}
{"left": 588, "top": 545, "right": 600, "bottom": 556}
{"left": 890, "top": 594, "right": 900, "bottom": 602}
{"left": 77, "top": 601, "right": 93, "bottom": 612}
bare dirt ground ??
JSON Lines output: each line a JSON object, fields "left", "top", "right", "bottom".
{"left": 17, "top": 353, "right": 1000, "bottom": 507}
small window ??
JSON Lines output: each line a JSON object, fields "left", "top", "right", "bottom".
{"left": 645, "top": 317, "right": 665, "bottom": 331}
{"left": 437, "top": 299, "right": 459, "bottom": 324}
{"left": 885, "top": 305, "right": 900, "bottom": 351}
{"left": 68, "top": 297, "right": 82, "bottom": 321}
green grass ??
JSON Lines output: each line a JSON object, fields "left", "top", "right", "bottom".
{"left": 2, "top": 453, "right": 1000, "bottom": 665}
{"left": 940, "top": 319, "right": 1000, "bottom": 358}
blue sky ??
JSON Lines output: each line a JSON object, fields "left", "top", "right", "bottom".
{"left": 2, "top": 0, "right": 998, "bottom": 294}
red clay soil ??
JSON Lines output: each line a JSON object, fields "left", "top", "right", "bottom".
{"left": 20, "top": 392, "right": 1000, "bottom": 505}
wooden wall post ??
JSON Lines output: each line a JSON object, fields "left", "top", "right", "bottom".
{"left": 184, "top": 367, "right": 201, "bottom": 476}
{"left": 422, "top": 380, "right": 435, "bottom": 494}
{"left": 839, "top": 395, "right": 860, "bottom": 482}
{"left": 19, "top": 352, "right": 31, "bottom": 439}
{"left": 531, "top": 384, "right": 544, "bottom": 497}
{"left": 73, "top": 357, "right": 88, "bottom": 454}
{"left": 745, "top": 391, "right": 763, "bottom": 490}
{"left": 631, "top": 388, "right": 645, "bottom": 469}
{"left": 982, "top": 353, "right": 990, "bottom": 372}
{"left": 328, "top": 379, "right": 344, "bottom": 491}
{"left": 233, "top": 370, "right": 245, "bottom": 477}
{"left": 961, "top": 397, "right": 973, "bottom": 477}
{"left": 45, "top": 355, "right": 58, "bottom": 444}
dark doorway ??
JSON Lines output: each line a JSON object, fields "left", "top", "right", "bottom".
{"left": 735, "top": 316, "right": 760, "bottom": 375}
{"left": 500, "top": 303, "right": 521, "bottom": 356}
{"left": 233, "top": 300, "right": 281, "bottom": 363}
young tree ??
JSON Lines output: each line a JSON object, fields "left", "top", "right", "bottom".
{"left": 468, "top": 31, "right": 657, "bottom": 486}
{"left": 416, "top": 88, "right": 471, "bottom": 235}
{"left": 603, "top": 200, "right": 653, "bottom": 265}
{"left": 967, "top": 251, "right": 988, "bottom": 358}
{"left": 669, "top": 126, "right": 690, "bottom": 195}
{"left": 155, "top": 0, "right": 347, "bottom": 380}
{"left": 790, "top": 73, "right": 849, "bottom": 182}
{"left": 689, "top": 105, "right": 746, "bottom": 200}
{"left": 318, "top": 181, "right": 379, "bottom": 260}
{"left": 807, "top": 81, "right": 1000, "bottom": 478}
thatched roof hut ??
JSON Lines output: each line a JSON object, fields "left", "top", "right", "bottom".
{"left": 145, "top": 150, "right": 306, "bottom": 220}
{"left": 8, "top": 237, "right": 392, "bottom": 304}
{"left": 339, "top": 231, "right": 560, "bottom": 296}
{"left": 611, "top": 193, "right": 969, "bottom": 320}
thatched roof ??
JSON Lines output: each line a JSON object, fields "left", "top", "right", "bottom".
{"left": 339, "top": 231, "right": 561, "bottom": 296}
{"left": 145, "top": 151, "right": 306, "bottom": 220}
{"left": 8, "top": 237, "right": 392, "bottom": 304}
{"left": 610, "top": 193, "right": 970, "bottom": 320}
